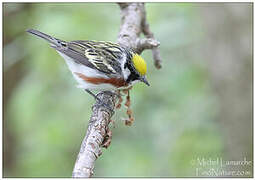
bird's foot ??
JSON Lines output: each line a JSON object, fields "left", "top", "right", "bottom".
{"left": 85, "top": 89, "right": 114, "bottom": 112}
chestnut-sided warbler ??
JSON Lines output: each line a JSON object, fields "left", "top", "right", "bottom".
{"left": 27, "top": 29, "right": 149, "bottom": 101}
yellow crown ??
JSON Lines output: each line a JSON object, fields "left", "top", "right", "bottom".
{"left": 132, "top": 53, "right": 147, "bottom": 76}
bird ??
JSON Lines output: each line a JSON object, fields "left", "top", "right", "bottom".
{"left": 26, "top": 29, "right": 150, "bottom": 106}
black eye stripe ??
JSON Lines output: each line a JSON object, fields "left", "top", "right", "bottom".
{"left": 126, "top": 59, "right": 140, "bottom": 83}
{"left": 127, "top": 73, "right": 139, "bottom": 83}
{"left": 124, "top": 50, "right": 141, "bottom": 83}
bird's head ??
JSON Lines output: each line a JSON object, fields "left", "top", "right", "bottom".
{"left": 123, "top": 53, "right": 150, "bottom": 86}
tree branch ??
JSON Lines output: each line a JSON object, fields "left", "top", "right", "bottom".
{"left": 72, "top": 92, "right": 116, "bottom": 177}
{"left": 72, "top": 3, "right": 161, "bottom": 177}
{"left": 141, "top": 7, "right": 162, "bottom": 69}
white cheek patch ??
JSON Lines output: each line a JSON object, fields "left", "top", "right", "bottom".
{"left": 123, "top": 67, "right": 131, "bottom": 80}
{"left": 120, "top": 53, "right": 130, "bottom": 79}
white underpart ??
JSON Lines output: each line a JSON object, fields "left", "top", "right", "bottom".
{"left": 120, "top": 53, "right": 131, "bottom": 81}
{"left": 58, "top": 52, "right": 117, "bottom": 90}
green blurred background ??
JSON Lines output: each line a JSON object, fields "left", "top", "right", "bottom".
{"left": 3, "top": 2, "right": 253, "bottom": 177}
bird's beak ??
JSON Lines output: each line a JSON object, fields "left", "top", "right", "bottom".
{"left": 140, "top": 76, "right": 150, "bottom": 86}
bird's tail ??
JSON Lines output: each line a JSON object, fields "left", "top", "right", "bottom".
{"left": 26, "top": 29, "right": 65, "bottom": 47}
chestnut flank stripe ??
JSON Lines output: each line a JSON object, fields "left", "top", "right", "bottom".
{"left": 74, "top": 72, "right": 127, "bottom": 88}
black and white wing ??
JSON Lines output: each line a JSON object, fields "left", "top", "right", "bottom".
{"left": 26, "top": 29, "right": 124, "bottom": 76}
{"left": 55, "top": 40, "right": 124, "bottom": 76}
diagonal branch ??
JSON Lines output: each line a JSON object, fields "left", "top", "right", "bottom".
{"left": 72, "top": 92, "right": 116, "bottom": 177}
{"left": 72, "top": 3, "right": 162, "bottom": 177}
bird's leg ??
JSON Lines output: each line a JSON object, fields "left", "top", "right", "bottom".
{"left": 85, "top": 89, "right": 101, "bottom": 102}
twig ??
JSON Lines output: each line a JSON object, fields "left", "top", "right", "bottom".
{"left": 72, "top": 3, "right": 162, "bottom": 177}
{"left": 118, "top": 3, "right": 162, "bottom": 68}
{"left": 141, "top": 7, "right": 162, "bottom": 69}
